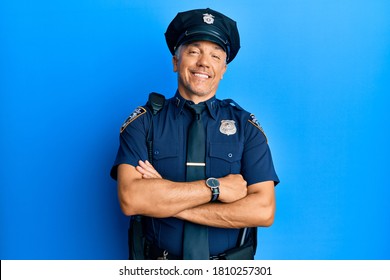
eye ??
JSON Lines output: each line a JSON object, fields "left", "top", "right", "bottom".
{"left": 187, "top": 49, "right": 200, "bottom": 55}
{"left": 212, "top": 54, "right": 221, "bottom": 60}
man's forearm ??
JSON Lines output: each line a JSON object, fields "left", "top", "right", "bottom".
{"left": 174, "top": 201, "right": 245, "bottom": 228}
{"left": 174, "top": 181, "right": 276, "bottom": 228}
{"left": 118, "top": 164, "right": 211, "bottom": 217}
{"left": 127, "top": 161, "right": 252, "bottom": 219}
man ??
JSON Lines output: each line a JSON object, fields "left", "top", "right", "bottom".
{"left": 110, "top": 8, "right": 279, "bottom": 260}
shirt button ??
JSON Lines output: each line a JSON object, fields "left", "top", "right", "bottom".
{"left": 154, "top": 150, "right": 160, "bottom": 155}
{"left": 228, "top": 153, "right": 233, "bottom": 158}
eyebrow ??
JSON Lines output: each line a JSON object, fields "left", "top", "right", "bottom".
{"left": 188, "top": 42, "right": 224, "bottom": 52}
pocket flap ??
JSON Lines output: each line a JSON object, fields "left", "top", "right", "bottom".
{"left": 209, "top": 142, "right": 242, "bottom": 162}
{"left": 153, "top": 141, "right": 178, "bottom": 160}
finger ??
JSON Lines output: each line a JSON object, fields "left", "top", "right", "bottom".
{"left": 137, "top": 167, "right": 154, "bottom": 179}
{"left": 139, "top": 160, "right": 154, "bottom": 172}
{"left": 135, "top": 165, "right": 147, "bottom": 176}
{"left": 142, "top": 160, "right": 162, "bottom": 178}
{"left": 137, "top": 161, "right": 162, "bottom": 178}
{"left": 142, "top": 161, "right": 159, "bottom": 175}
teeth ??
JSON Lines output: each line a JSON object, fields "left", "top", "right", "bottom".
{"left": 194, "top": 73, "right": 209, "bottom": 79}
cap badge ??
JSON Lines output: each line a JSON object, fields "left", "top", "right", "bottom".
{"left": 220, "top": 120, "right": 237, "bottom": 136}
{"left": 203, "top": 13, "right": 215, "bottom": 24}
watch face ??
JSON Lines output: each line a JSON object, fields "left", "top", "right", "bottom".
{"left": 207, "top": 178, "right": 220, "bottom": 188}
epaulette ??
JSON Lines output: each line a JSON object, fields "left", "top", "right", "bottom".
{"left": 221, "top": 98, "right": 244, "bottom": 110}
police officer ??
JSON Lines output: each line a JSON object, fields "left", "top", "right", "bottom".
{"left": 110, "top": 8, "right": 279, "bottom": 260}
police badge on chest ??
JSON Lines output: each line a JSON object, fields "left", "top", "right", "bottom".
{"left": 219, "top": 120, "right": 237, "bottom": 136}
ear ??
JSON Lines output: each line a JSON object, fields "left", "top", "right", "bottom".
{"left": 172, "top": 56, "right": 178, "bottom": 72}
{"left": 220, "top": 64, "right": 227, "bottom": 80}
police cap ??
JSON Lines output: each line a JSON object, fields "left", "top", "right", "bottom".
{"left": 165, "top": 8, "right": 240, "bottom": 63}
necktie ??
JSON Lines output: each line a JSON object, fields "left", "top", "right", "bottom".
{"left": 182, "top": 103, "right": 209, "bottom": 260}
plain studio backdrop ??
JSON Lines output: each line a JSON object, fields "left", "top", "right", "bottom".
{"left": 1, "top": 0, "right": 389, "bottom": 259}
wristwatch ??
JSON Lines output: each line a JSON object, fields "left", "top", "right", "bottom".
{"left": 206, "top": 177, "right": 220, "bottom": 202}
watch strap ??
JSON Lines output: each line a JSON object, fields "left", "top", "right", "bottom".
{"left": 210, "top": 187, "right": 220, "bottom": 202}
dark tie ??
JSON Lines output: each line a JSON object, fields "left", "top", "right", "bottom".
{"left": 182, "top": 103, "right": 209, "bottom": 260}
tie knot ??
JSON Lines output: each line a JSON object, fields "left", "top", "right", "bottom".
{"left": 187, "top": 103, "right": 206, "bottom": 116}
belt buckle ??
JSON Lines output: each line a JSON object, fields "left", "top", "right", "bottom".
{"left": 157, "top": 250, "right": 168, "bottom": 260}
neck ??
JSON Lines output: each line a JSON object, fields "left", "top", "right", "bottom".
{"left": 177, "top": 89, "right": 216, "bottom": 105}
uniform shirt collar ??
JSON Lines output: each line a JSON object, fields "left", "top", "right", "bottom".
{"left": 173, "top": 90, "right": 218, "bottom": 120}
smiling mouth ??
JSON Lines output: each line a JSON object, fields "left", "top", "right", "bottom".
{"left": 192, "top": 72, "right": 210, "bottom": 79}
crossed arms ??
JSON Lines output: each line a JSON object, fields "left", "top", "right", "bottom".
{"left": 117, "top": 160, "right": 275, "bottom": 229}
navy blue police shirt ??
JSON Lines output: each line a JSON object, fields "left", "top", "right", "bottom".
{"left": 110, "top": 91, "right": 279, "bottom": 257}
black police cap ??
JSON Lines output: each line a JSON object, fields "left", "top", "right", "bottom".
{"left": 165, "top": 8, "right": 240, "bottom": 63}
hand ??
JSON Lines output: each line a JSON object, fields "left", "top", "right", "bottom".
{"left": 218, "top": 174, "right": 247, "bottom": 203}
{"left": 136, "top": 160, "right": 162, "bottom": 179}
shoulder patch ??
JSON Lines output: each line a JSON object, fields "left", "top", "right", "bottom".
{"left": 120, "top": 106, "right": 147, "bottom": 133}
{"left": 248, "top": 114, "right": 268, "bottom": 142}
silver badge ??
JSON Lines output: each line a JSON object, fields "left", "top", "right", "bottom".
{"left": 220, "top": 120, "right": 237, "bottom": 136}
{"left": 203, "top": 13, "right": 215, "bottom": 24}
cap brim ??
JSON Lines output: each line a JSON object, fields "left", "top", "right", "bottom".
{"left": 174, "top": 26, "right": 230, "bottom": 60}
{"left": 179, "top": 34, "right": 227, "bottom": 53}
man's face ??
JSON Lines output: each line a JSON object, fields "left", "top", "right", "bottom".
{"left": 173, "top": 41, "right": 227, "bottom": 103}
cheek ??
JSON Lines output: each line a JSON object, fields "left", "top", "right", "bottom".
{"left": 217, "top": 67, "right": 227, "bottom": 79}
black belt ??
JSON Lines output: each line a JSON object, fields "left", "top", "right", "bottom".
{"left": 145, "top": 243, "right": 227, "bottom": 260}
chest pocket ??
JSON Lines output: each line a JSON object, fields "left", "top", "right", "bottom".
{"left": 152, "top": 140, "right": 180, "bottom": 181}
{"left": 208, "top": 142, "right": 243, "bottom": 178}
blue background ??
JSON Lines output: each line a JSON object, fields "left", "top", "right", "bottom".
{"left": 1, "top": 0, "right": 389, "bottom": 260}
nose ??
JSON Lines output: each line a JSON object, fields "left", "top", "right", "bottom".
{"left": 196, "top": 54, "right": 210, "bottom": 68}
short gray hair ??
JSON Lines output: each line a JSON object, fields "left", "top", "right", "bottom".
{"left": 174, "top": 45, "right": 184, "bottom": 59}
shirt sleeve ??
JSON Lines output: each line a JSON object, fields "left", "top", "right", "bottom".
{"left": 241, "top": 117, "right": 280, "bottom": 186}
{"left": 110, "top": 108, "right": 150, "bottom": 180}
